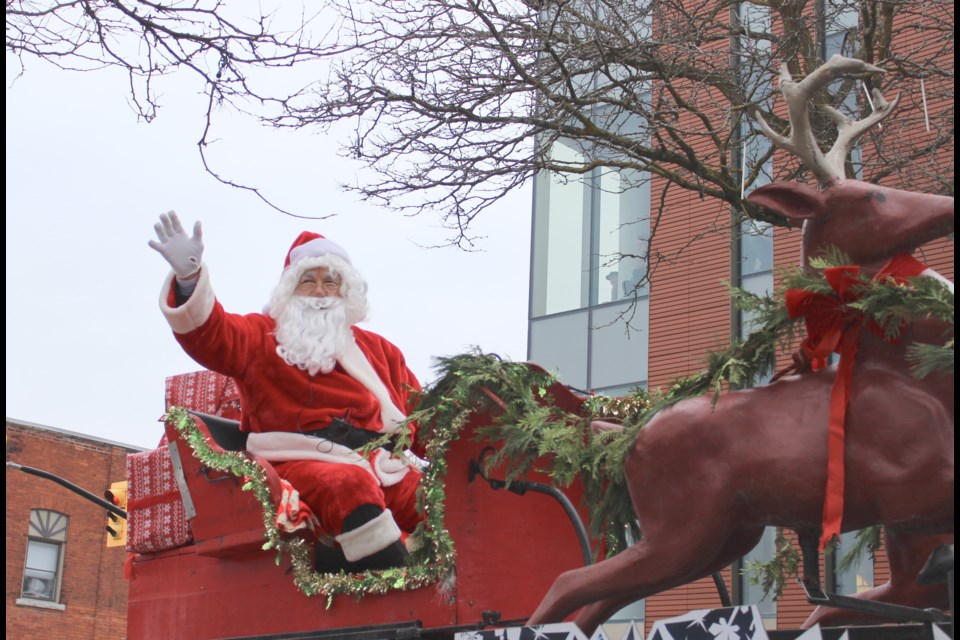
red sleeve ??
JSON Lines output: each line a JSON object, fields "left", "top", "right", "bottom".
{"left": 175, "top": 304, "right": 272, "bottom": 379}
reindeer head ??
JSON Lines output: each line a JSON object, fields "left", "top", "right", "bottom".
{"left": 749, "top": 180, "right": 954, "bottom": 268}
{"left": 747, "top": 55, "right": 955, "bottom": 271}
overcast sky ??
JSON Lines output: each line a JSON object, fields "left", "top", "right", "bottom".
{"left": 5, "top": 55, "right": 532, "bottom": 450}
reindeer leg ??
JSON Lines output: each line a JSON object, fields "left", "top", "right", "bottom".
{"left": 797, "top": 528, "right": 823, "bottom": 596}
{"left": 569, "top": 528, "right": 764, "bottom": 633}
{"left": 527, "top": 541, "right": 682, "bottom": 632}
{"left": 529, "top": 493, "right": 741, "bottom": 634}
{"left": 572, "top": 594, "right": 647, "bottom": 634}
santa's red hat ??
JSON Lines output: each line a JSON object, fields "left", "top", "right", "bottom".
{"left": 284, "top": 231, "right": 352, "bottom": 270}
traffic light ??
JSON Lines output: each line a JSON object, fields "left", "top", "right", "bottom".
{"left": 104, "top": 480, "right": 128, "bottom": 548}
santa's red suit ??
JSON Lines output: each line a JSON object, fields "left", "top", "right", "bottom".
{"left": 158, "top": 233, "right": 423, "bottom": 568}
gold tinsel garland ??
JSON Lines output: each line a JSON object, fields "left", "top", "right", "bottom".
{"left": 167, "top": 407, "right": 456, "bottom": 607}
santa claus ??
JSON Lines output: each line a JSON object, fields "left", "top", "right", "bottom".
{"left": 150, "top": 211, "right": 423, "bottom": 571}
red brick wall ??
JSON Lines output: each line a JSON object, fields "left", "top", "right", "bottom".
{"left": 648, "top": 166, "right": 736, "bottom": 389}
{"left": 646, "top": 570, "right": 735, "bottom": 626}
{"left": 6, "top": 420, "right": 138, "bottom": 640}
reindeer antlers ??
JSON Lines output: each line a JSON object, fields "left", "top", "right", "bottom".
{"left": 754, "top": 54, "right": 901, "bottom": 186}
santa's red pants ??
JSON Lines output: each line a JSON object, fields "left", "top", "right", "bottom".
{"left": 272, "top": 459, "right": 423, "bottom": 535}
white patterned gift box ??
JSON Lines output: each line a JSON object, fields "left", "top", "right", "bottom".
{"left": 126, "top": 370, "right": 242, "bottom": 553}
{"left": 164, "top": 370, "right": 242, "bottom": 424}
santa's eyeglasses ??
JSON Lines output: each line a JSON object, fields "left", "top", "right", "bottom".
{"left": 295, "top": 276, "right": 341, "bottom": 295}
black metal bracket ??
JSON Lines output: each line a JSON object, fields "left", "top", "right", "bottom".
{"left": 481, "top": 610, "right": 502, "bottom": 626}
{"left": 798, "top": 577, "right": 951, "bottom": 624}
{"left": 200, "top": 465, "right": 239, "bottom": 484}
{"left": 467, "top": 447, "right": 508, "bottom": 490}
{"left": 468, "top": 446, "right": 593, "bottom": 566}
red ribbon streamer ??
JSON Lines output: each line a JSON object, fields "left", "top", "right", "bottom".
{"left": 785, "top": 254, "right": 928, "bottom": 550}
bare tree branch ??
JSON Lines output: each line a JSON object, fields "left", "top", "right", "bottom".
{"left": 7, "top": 0, "right": 954, "bottom": 247}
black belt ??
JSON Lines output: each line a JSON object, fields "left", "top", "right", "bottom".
{"left": 303, "top": 417, "right": 390, "bottom": 451}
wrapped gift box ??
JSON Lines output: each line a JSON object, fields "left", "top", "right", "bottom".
{"left": 165, "top": 370, "right": 242, "bottom": 420}
{"left": 126, "top": 444, "right": 194, "bottom": 553}
{"left": 127, "top": 370, "right": 242, "bottom": 553}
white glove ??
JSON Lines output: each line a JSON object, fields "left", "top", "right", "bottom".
{"left": 148, "top": 211, "right": 204, "bottom": 281}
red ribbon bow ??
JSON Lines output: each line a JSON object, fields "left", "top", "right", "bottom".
{"left": 784, "top": 254, "right": 928, "bottom": 549}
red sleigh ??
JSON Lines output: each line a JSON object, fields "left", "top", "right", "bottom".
{"left": 125, "top": 368, "right": 591, "bottom": 639}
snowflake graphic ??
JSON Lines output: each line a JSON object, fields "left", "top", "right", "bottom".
{"left": 708, "top": 616, "right": 741, "bottom": 640}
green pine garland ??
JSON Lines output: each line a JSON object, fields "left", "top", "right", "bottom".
{"left": 779, "top": 248, "right": 954, "bottom": 375}
{"left": 409, "top": 352, "right": 654, "bottom": 557}
{"left": 165, "top": 252, "right": 952, "bottom": 602}
{"left": 742, "top": 528, "right": 803, "bottom": 598}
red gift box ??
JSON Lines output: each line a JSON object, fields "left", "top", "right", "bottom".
{"left": 126, "top": 445, "right": 194, "bottom": 553}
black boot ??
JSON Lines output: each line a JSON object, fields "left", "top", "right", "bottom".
{"left": 314, "top": 505, "right": 382, "bottom": 573}
{"left": 346, "top": 539, "right": 409, "bottom": 572}
{"left": 334, "top": 506, "right": 409, "bottom": 572}
{"left": 342, "top": 504, "right": 383, "bottom": 531}
{"left": 314, "top": 541, "right": 350, "bottom": 573}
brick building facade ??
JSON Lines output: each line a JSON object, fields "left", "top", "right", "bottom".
{"left": 6, "top": 419, "right": 144, "bottom": 640}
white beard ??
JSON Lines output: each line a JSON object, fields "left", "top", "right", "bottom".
{"left": 272, "top": 296, "right": 355, "bottom": 376}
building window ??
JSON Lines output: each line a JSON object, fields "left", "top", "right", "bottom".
{"left": 590, "top": 300, "right": 649, "bottom": 391}
{"left": 737, "top": 527, "right": 778, "bottom": 625}
{"left": 529, "top": 165, "right": 651, "bottom": 391}
{"left": 733, "top": 2, "right": 776, "bottom": 611}
{"left": 739, "top": 217, "right": 774, "bottom": 342}
{"left": 530, "top": 150, "right": 651, "bottom": 392}
{"left": 824, "top": 1, "right": 863, "bottom": 180}
{"left": 736, "top": 0, "right": 775, "bottom": 377}
{"left": 530, "top": 311, "right": 590, "bottom": 390}
{"left": 20, "top": 509, "right": 68, "bottom": 604}
{"left": 831, "top": 530, "right": 875, "bottom": 595}
{"left": 595, "top": 168, "right": 650, "bottom": 305}
{"left": 532, "top": 140, "right": 590, "bottom": 318}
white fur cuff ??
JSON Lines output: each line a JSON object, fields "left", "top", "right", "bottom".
{"left": 159, "top": 263, "right": 216, "bottom": 334}
{"left": 335, "top": 509, "right": 401, "bottom": 562}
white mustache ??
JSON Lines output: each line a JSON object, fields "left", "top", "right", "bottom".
{"left": 297, "top": 296, "right": 340, "bottom": 311}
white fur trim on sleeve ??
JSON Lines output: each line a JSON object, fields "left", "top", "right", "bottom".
{"left": 334, "top": 509, "right": 401, "bottom": 561}
{"left": 159, "top": 263, "right": 217, "bottom": 334}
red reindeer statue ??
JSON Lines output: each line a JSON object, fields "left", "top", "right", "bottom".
{"left": 527, "top": 55, "right": 954, "bottom": 635}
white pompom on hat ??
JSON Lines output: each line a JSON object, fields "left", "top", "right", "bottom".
{"left": 284, "top": 231, "right": 352, "bottom": 270}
